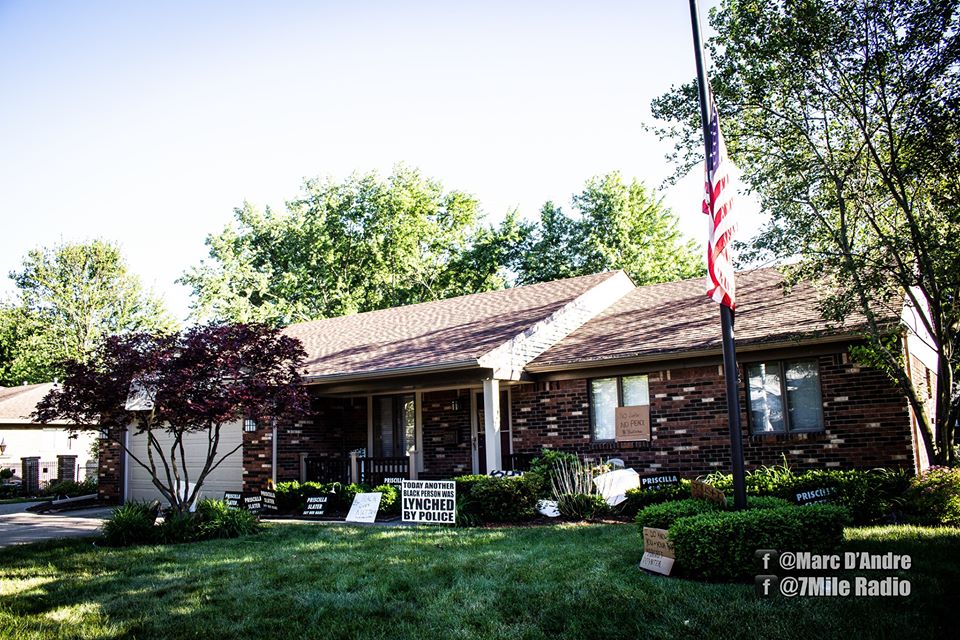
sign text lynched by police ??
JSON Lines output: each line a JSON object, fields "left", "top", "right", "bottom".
{"left": 401, "top": 480, "right": 456, "bottom": 524}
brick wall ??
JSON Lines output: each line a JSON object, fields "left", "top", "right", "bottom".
{"left": 244, "top": 396, "right": 367, "bottom": 491}
{"left": 420, "top": 390, "right": 472, "bottom": 479}
{"left": 510, "top": 351, "right": 914, "bottom": 476}
{"left": 98, "top": 428, "right": 123, "bottom": 502}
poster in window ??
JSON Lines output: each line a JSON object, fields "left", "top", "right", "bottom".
{"left": 615, "top": 405, "right": 650, "bottom": 442}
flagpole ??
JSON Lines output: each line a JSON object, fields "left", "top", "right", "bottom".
{"left": 688, "top": 0, "right": 748, "bottom": 510}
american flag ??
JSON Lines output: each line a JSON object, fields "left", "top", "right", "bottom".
{"left": 702, "top": 90, "right": 738, "bottom": 309}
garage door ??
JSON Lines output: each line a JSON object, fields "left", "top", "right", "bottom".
{"left": 126, "top": 422, "right": 244, "bottom": 503}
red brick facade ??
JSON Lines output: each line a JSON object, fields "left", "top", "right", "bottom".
{"left": 511, "top": 352, "right": 914, "bottom": 475}
{"left": 420, "top": 390, "right": 472, "bottom": 478}
{"left": 104, "top": 344, "right": 920, "bottom": 498}
{"left": 98, "top": 428, "right": 124, "bottom": 502}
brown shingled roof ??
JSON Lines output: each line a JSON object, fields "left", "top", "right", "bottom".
{"left": 0, "top": 383, "right": 57, "bottom": 424}
{"left": 284, "top": 271, "right": 620, "bottom": 379}
{"left": 528, "top": 267, "right": 895, "bottom": 369}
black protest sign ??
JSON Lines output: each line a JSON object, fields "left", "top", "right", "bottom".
{"left": 261, "top": 490, "right": 278, "bottom": 512}
{"left": 640, "top": 474, "right": 681, "bottom": 491}
{"left": 303, "top": 495, "right": 331, "bottom": 518}
{"left": 244, "top": 495, "right": 263, "bottom": 514}
{"left": 382, "top": 477, "right": 405, "bottom": 490}
{"left": 794, "top": 485, "right": 837, "bottom": 506}
{"left": 224, "top": 491, "right": 243, "bottom": 509}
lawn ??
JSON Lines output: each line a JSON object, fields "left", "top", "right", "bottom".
{"left": 1, "top": 523, "right": 957, "bottom": 640}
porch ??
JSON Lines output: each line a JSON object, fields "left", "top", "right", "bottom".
{"left": 269, "top": 379, "right": 533, "bottom": 486}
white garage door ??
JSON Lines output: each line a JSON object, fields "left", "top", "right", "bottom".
{"left": 126, "top": 422, "right": 244, "bottom": 503}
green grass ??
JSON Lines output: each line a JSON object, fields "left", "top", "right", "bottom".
{"left": 1, "top": 523, "right": 957, "bottom": 639}
{"left": 0, "top": 497, "right": 37, "bottom": 505}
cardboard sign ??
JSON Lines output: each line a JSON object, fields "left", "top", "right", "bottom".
{"left": 303, "top": 495, "right": 330, "bottom": 518}
{"left": 345, "top": 492, "right": 382, "bottom": 523}
{"left": 642, "top": 527, "right": 675, "bottom": 559}
{"left": 223, "top": 491, "right": 243, "bottom": 509}
{"left": 794, "top": 486, "right": 837, "bottom": 506}
{"left": 691, "top": 480, "right": 728, "bottom": 507}
{"left": 640, "top": 474, "right": 681, "bottom": 491}
{"left": 402, "top": 480, "right": 456, "bottom": 524}
{"left": 615, "top": 405, "right": 651, "bottom": 442}
{"left": 243, "top": 495, "right": 263, "bottom": 514}
{"left": 261, "top": 490, "right": 277, "bottom": 512}
{"left": 639, "top": 552, "right": 675, "bottom": 576}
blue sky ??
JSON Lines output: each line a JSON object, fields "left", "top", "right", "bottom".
{"left": 0, "top": 0, "right": 756, "bottom": 321}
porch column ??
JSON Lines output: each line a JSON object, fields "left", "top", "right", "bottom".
{"left": 483, "top": 378, "right": 502, "bottom": 472}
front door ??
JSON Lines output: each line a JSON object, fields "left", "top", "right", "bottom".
{"left": 373, "top": 394, "right": 416, "bottom": 458}
{"left": 475, "top": 390, "right": 511, "bottom": 474}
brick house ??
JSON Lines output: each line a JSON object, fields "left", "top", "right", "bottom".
{"left": 100, "top": 268, "right": 935, "bottom": 501}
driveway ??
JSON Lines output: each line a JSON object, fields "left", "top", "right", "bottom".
{"left": 0, "top": 503, "right": 113, "bottom": 547}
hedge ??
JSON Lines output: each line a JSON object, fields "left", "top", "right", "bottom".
{"left": 669, "top": 504, "right": 851, "bottom": 581}
{"left": 704, "top": 465, "right": 910, "bottom": 524}
{"left": 635, "top": 496, "right": 792, "bottom": 529}
{"left": 621, "top": 481, "right": 692, "bottom": 517}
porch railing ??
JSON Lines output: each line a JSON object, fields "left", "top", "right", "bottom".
{"left": 304, "top": 457, "right": 351, "bottom": 484}
{"left": 358, "top": 456, "right": 409, "bottom": 487}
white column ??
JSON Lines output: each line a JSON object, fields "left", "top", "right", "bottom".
{"left": 483, "top": 378, "right": 502, "bottom": 472}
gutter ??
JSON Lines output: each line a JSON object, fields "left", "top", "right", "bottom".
{"left": 301, "top": 358, "right": 482, "bottom": 385}
{"left": 524, "top": 333, "right": 871, "bottom": 374}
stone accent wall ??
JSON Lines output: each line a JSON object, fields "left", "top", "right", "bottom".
{"left": 510, "top": 351, "right": 915, "bottom": 476}
{"left": 98, "top": 429, "right": 123, "bottom": 502}
{"left": 420, "top": 390, "right": 472, "bottom": 479}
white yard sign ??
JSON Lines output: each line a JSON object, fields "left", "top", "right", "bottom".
{"left": 401, "top": 480, "right": 456, "bottom": 524}
{"left": 345, "top": 492, "right": 382, "bottom": 523}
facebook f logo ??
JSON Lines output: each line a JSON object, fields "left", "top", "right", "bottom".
{"left": 755, "top": 549, "right": 778, "bottom": 571}
{"left": 755, "top": 575, "right": 780, "bottom": 598}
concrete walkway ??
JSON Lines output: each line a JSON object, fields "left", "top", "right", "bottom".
{"left": 0, "top": 504, "right": 113, "bottom": 547}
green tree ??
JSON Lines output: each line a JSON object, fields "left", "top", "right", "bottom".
{"left": 0, "top": 240, "right": 176, "bottom": 385}
{"left": 514, "top": 172, "right": 702, "bottom": 286}
{"left": 651, "top": 0, "right": 960, "bottom": 464}
{"left": 182, "top": 166, "right": 512, "bottom": 325}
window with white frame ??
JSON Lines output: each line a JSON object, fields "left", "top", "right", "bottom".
{"left": 746, "top": 359, "right": 824, "bottom": 434}
{"left": 589, "top": 375, "right": 650, "bottom": 441}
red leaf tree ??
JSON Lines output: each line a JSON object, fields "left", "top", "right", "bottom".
{"left": 35, "top": 323, "right": 310, "bottom": 513}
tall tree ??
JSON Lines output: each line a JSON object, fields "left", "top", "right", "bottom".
{"left": 182, "top": 166, "right": 511, "bottom": 325}
{"left": 651, "top": 0, "right": 960, "bottom": 464}
{"left": 1, "top": 240, "right": 176, "bottom": 386}
{"left": 514, "top": 172, "right": 702, "bottom": 286}
{"left": 36, "top": 323, "right": 310, "bottom": 513}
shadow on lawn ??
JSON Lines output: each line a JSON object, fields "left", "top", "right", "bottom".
{"left": 1, "top": 524, "right": 958, "bottom": 640}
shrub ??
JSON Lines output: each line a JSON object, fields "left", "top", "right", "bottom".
{"left": 557, "top": 493, "right": 609, "bottom": 520}
{"left": 669, "top": 504, "right": 851, "bottom": 581}
{"left": 102, "top": 502, "right": 158, "bottom": 547}
{"left": 635, "top": 496, "right": 794, "bottom": 530}
{"left": 373, "top": 484, "right": 400, "bottom": 515}
{"left": 197, "top": 502, "right": 259, "bottom": 539}
{"left": 635, "top": 499, "right": 717, "bottom": 529}
{"left": 529, "top": 449, "right": 579, "bottom": 494}
{"left": 704, "top": 464, "right": 910, "bottom": 524}
{"left": 159, "top": 511, "right": 202, "bottom": 543}
{"left": 274, "top": 481, "right": 341, "bottom": 513}
{"left": 469, "top": 475, "right": 539, "bottom": 523}
{"left": 338, "top": 483, "right": 371, "bottom": 511}
{"left": 901, "top": 467, "right": 960, "bottom": 526}
{"left": 41, "top": 478, "right": 98, "bottom": 498}
{"left": 621, "top": 481, "right": 692, "bottom": 517}
{"left": 452, "top": 474, "right": 542, "bottom": 523}
{"left": 0, "top": 467, "right": 14, "bottom": 481}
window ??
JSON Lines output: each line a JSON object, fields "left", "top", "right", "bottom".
{"left": 243, "top": 418, "right": 258, "bottom": 432}
{"left": 590, "top": 375, "right": 650, "bottom": 441}
{"left": 746, "top": 359, "right": 824, "bottom": 434}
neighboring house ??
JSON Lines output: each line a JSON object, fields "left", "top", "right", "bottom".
{"left": 98, "top": 268, "right": 935, "bottom": 502}
{"left": 0, "top": 383, "right": 98, "bottom": 491}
